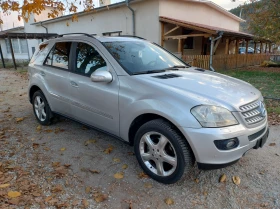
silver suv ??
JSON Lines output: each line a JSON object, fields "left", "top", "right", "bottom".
{"left": 28, "top": 34, "right": 269, "bottom": 184}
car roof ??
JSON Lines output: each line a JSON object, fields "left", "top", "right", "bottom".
{"left": 47, "top": 35, "right": 146, "bottom": 43}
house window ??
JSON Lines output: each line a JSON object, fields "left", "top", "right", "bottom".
{"left": 183, "top": 37, "right": 194, "bottom": 50}
{"left": 5, "top": 38, "right": 28, "bottom": 54}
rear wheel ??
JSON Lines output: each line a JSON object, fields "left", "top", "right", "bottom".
{"left": 134, "top": 119, "right": 194, "bottom": 184}
{"left": 32, "top": 90, "right": 52, "bottom": 125}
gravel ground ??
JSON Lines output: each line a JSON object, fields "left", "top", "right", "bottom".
{"left": 0, "top": 69, "right": 279, "bottom": 209}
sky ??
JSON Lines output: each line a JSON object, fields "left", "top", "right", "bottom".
{"left": 93, "top": 0, "right": 247, "bottom": 11}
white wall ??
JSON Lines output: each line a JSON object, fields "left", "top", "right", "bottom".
{"left": 159, "top": 0, "right": 240, "bottom": 31}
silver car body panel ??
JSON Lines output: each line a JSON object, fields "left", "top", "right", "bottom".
{"left": 28, "top": 35, "right": 268, "bottom": 165}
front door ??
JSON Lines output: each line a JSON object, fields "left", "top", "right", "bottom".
{"left": 68, "top": 42, "right": 120, "bottom": 136}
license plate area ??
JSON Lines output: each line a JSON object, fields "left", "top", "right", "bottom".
{"left": 253, "top": 128, "right": 269, "bottom": 149}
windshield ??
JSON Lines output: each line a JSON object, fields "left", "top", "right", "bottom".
{"left": 103, "top": 41, "right": 188, "bottom": 75}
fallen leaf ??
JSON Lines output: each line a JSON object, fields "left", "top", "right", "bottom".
{"left": 32, "top": 192, "right": 41, "bottom": 197}
{"left": 84, "top": 139, "right": 97, "bottom": 146}
{"left": 93, "top": 192, "right": 107, "bottom": 203}
{"left": 232, "top": 176, "right": 241, "bottom": 185}
{"left": 122, "top": 164, "right": 128, "bottom": 169}
{"left": 45, "top": 196, "right": 52, "bottom": 202}
{"left": 0, "top": 183, "right": 10, "bottom": 188}
{"left": 8, "top": 191, "right": 21, "bottom": 198}
{"left": 144, "top": 183, "right": 152, "bottom": 188}
{"left": 36, "top": 125, "right": 41, "bottom": 131}
{"left": 194, "top": 178, "right": 199, "bottom": 183}
{"left": 220, "top": 174, "right": 227, "bottom": 183}
{"left": 89, "top": 169, "right": 100, "bottom": 174}
{"left": 82, "top": 199, "right": 89, "bottom": 208}
{"left": 52, "top": 162, "right": 60, "bottom": 167}
{"left": 85, "top": 187, "right": 91, "bottom": 194}
{"left": 203, "top": 191, "right": 208, "bottom": 196}
{"left": 114, "top": 172, "right": 124, "bottom": 179}
{"left": 127, "top": 152, "right": 134, "bottom": 155}
{"left": 269, "top": 143, "right": 276, "bottom": 146}
{"left": 60, "top": 147, "right": 66, "bottom": 151}
{"left": 138, "top": 172, "right": 149, "bottom": 179}
{"left": 113, "top": 158, "right": 120, "bottom": 163}
{"left": 72, "top": 200, "right": 79, "bottom": 206}
{"left": 44, "top": 129, "right": 53, "bottom": 133}
{"left": 104, "top": 145, "right": 113, "bottom": 154}
{"left": 165, "top": 198, "right": 174, "bottom": 205}
{"left": 64, "top": 164, "right": 71, "bottom": 168}
{"left": 54, "top": 128, "right": 65, "bottom": 134}
{"left": 15, "top": 117, "right": 24, "bottom": 122}
{"left": 32, "top": 143, "right": 39, "bottom": 149}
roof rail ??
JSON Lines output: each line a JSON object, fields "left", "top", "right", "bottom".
{"left": 118, "top": 35, "right": 146, "bottom": 40}
{"left": 57, "top": 33, "right": 95, "bottom": 38}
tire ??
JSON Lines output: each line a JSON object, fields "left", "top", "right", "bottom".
{"left": 134, "top": 119, "right": 194, "bottom": 184}
{"left": 32, "top": 90, "right": 53, "bottom": 126}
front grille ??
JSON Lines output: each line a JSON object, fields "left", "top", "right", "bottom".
{"left": 240, "top": 100, "right": 266, "bottom": 125}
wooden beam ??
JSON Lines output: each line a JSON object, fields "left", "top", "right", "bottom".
{"left": 225, "top": 38, "right": 229, "bottom": 55}
{"left": 8, "top": 37, "right": 16, "bottom": 70}
{"left": 159, "top": 18, "right": 216, "bottom": 35}
{"left": 213, "top": 38, "right": 221, "bottom": 54}
{"left": 164, "top": 25, "right": 180, "bottom": 36}
{"left": 245, "top": 40, "right": 249, "bottom": 54}
{"left": 0, "top": 44, "right": 5, "bottom": 68}
{"left": 165, "top": 33, "right": 211, "bottom": 40}
{"left": 161, "top": 22, "right": 164, "bottom": 47}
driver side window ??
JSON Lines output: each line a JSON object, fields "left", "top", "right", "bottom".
{"left": 75, "top": 42, "right": 107, "bottom": 77}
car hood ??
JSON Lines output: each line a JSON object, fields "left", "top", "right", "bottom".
{"left": 135, "top": 68, "right": 262, "bottom": 111}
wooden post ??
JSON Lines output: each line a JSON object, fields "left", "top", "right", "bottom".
{"left": 265, "top": 43, "right": 268, "bottom": 53}
{"left": 225, "top": 38, "right": 229, "bottom": 55}
{"left": 0, "top": 44, "right": 5, "bottom": 68}
{"left": 178, "top": 39, "right": 182, "bottom": 55}
{"left": 254, "top": 42, "right": 257, "bottom": 54}
{"left": 235, "top": 39, "right": 239, "bottom": 69}
{"left": 260, "top": 42, "right": 263, "bottom": 54}
{"left": 245, "top": 40, "right": 249, "bottom": 54}
{"left": 161, "top": 22, "right": 164, "bottom": 47}
{"left": 8, "top": 37, "right": 16, "bottom": 70}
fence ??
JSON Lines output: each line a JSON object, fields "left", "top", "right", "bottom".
{"left": 182, "top": 54, "right": 272, "bottom": 70}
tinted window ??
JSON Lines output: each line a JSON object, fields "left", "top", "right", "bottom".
{"left": 45, "top": 42, "right": 71, "bottom": 70}
{"left": 75, "top": 42, "right": 107, "bottom": 77}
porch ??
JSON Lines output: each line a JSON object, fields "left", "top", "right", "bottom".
{"left": 160, "top": 17, "right": 273, "bottom": 70}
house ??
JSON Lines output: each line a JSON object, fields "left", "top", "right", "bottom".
{"left": 0, "top": 0, "right": 272, "bottom": 69}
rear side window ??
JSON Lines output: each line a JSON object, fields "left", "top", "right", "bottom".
{"left": 45, "top": 42, "right": 71, "bottom": 70}
{"left": 30, "top": 44, "right": 48, "bottom": 64}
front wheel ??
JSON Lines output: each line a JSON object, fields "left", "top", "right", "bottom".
{"left": 32, "top": 90, "right": 52, "bottom": 125}
{"left": 134, "top": 119, "right": 194, "bottom": 184}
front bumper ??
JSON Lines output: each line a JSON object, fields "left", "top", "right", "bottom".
{"left": 179, "top": 119, "right": 269, "bottom": 168}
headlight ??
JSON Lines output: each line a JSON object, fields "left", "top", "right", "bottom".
{"left": 191, "top": 105, "right": 238, "bottom": 128}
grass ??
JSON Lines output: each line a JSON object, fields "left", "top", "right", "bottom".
{"left": 218, "top": 69, "right": 280, "bottom": 114}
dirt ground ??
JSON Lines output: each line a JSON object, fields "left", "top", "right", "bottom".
{"left": 0, "top": 69, "right": 279, "bottom": 209}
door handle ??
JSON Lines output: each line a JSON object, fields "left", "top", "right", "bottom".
{"left": 39, "top": 71, "right": 46, "bottom": 76}
{"left": 70, "top": 81, "right": 79, "bottom": 88}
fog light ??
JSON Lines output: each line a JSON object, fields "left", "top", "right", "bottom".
{"left": 214, "top": 138, "right": 239, "bottom": 150}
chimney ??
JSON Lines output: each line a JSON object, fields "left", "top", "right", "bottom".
{"left": 99, "top": 0, "right": 111, "bottom": 6}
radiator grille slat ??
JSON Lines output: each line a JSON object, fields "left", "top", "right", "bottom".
{"left": 240, "top": 100, "right": 266, "bottom": 125}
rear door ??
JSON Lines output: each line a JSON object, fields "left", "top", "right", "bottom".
{"left": 42, "top": 42, "right": 73, "bottom": 117}
{"left": 68, "top": 41, "right": 120, "bottom": 136}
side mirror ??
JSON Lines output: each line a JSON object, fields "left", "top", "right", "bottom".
{"left": 90, "top": 69, "right": 113, "bottom": 83}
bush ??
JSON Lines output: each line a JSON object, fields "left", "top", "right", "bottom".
{"left": 260, "top": 60, "right": 280, "bottom": 67}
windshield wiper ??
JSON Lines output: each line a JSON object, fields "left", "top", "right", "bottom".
{"left": 132, "top": 69, "right": 167, "bottom": 75}
{"left": 163, "top": 65, "right": 188, "bottom": 70}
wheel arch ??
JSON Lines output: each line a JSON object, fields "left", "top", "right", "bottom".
{"left": 29, "top": 85, "right": 42, "bottom": 103}
{"left": 128, "top": 113, "right": 195, "bottom": 160}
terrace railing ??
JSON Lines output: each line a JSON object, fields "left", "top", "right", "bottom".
{"left": 182, "top": 54, "right": 271, "bottom": 70}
